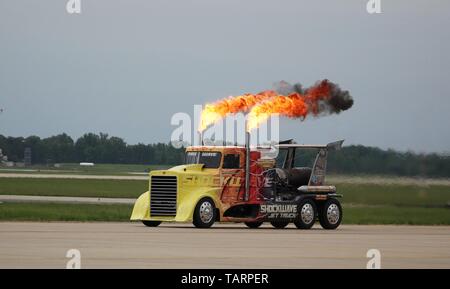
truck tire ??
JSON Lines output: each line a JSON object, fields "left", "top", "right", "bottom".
{"left": 193, "top": 198, "right": 216, "bottom": 228}
{"left": 294, "top": 199, "right": 316, "bottom": 229}
{"left": 142, "top": 220, "right": 161, "bottom": 227}
{"left": 270, "top": 221, "right": 289, "bottom": 229}
{"left": 318, "top": 199, "right": 342, "bottom": 230}
{"left": 245, "top": 221, "right": 263, "bottom": 229}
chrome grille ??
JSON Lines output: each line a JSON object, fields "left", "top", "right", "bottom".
{"left": 150, "top": 175, "right": 177, "bottom": 216}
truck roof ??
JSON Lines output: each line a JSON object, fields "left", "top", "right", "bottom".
{"left": 186, "top": 146, "right": 246, "bottom": 153}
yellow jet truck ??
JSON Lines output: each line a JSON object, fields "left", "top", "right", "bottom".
{"left": 131, "top": 138, "right": 344, "bottom": 229}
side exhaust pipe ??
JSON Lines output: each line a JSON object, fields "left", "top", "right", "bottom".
{"left": 245, "top": 131, "right": 250, "bottom": 201}
{"left": 198, "top": 131, "right": 204, "bottom": 146}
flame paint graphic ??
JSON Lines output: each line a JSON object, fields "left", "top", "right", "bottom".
{"left": 199, "top": 80, "right": 353, "bottom": 132}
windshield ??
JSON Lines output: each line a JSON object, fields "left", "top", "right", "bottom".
{"left": 275, "top": 149, "right": 287, "bottom": 168}
{"left": 185, "top": 151, "right": 198, "bottom": 164}
{"left": 185, "top": 151, "right": 222, "bottom": 168}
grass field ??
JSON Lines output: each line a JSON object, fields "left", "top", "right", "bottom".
{"left": 338, "top": 183, "right": 450, "bottom": 207}
{"left": 0, "top": 176, "right": 449, "bottom": 224}
{"left": 0, "top": 178, "right": 147, "bottom": 198}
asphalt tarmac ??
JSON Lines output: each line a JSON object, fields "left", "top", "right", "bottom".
{"left": 0, "top": 222, "right": 449, "bottom": 268}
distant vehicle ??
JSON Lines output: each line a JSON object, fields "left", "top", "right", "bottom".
{"left": 79, "top": 162, "right": 95, "bottom": 166}
{"left": 131, "top": 136, "right": 343, "bottom": 230}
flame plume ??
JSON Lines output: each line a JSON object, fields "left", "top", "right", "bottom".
{"left": 247, "top": 80, "right": 349, "bottom": 130}
{"left": 199, "top": 79, "right": 353, "bottom": 132}
{"left": 199, "top": 90, "right": 277, "bottom": 132}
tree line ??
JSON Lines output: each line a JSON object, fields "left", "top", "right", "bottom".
{"left": 0, "top": 133, "right": 184, "bottom": 165}
{"left": 0, "top": 133, "right": 449, "bottom": 178}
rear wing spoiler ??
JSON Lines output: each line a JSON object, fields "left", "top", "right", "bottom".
{"left": 275, "top": 140, "right": 344, "bottom": 150}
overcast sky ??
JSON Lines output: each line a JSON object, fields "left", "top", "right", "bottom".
{"left": 0, "top": 0, "right": 449, "bottom": 153}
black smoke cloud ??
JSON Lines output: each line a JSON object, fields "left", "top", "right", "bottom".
{"left": 273, "top": 79, "right": 354, "bottom": 114}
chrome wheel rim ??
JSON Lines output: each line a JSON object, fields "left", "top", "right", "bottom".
{"left": 327, "top": 204, "right": 340, "bottom": 225}
{"left": 199, "top": 201, "right": 213, "bottom": 223}
{"left": 301, "top": 203, "right": 314, "bottom": 224}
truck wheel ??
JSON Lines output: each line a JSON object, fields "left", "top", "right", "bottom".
{"left": 318, "top": 199, "right": 342, "bottom": 230}
{"left": 270, "top": 221, "right": 289, "bottom": 229}
{"left": 245, "top": 221, "right": 263, "bottom": 229}
{"left": 294, "top": 199, "right": 316, "bottom": 229}
{"left": 142, "top": 220, "right": 161, "bottom": 227}
{"left": 193, "top": 198, "right": 216, "bottom": 228}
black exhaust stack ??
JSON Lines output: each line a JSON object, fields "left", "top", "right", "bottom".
{"left": 245, "top": 131, "right": 250, "bottom": 201}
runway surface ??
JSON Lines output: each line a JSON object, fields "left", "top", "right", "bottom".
{"left": 0, "top": 222, "right": 449, "bottom": 268}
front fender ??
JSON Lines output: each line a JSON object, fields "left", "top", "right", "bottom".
{"left": 175, "top": 188, "right": 221, "bottom": 222}
{"left": 130, "top": 191, "right": 150, "bottom": 220}
{"left": 129, "top": 189, "right": 222, "bottom": 222}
